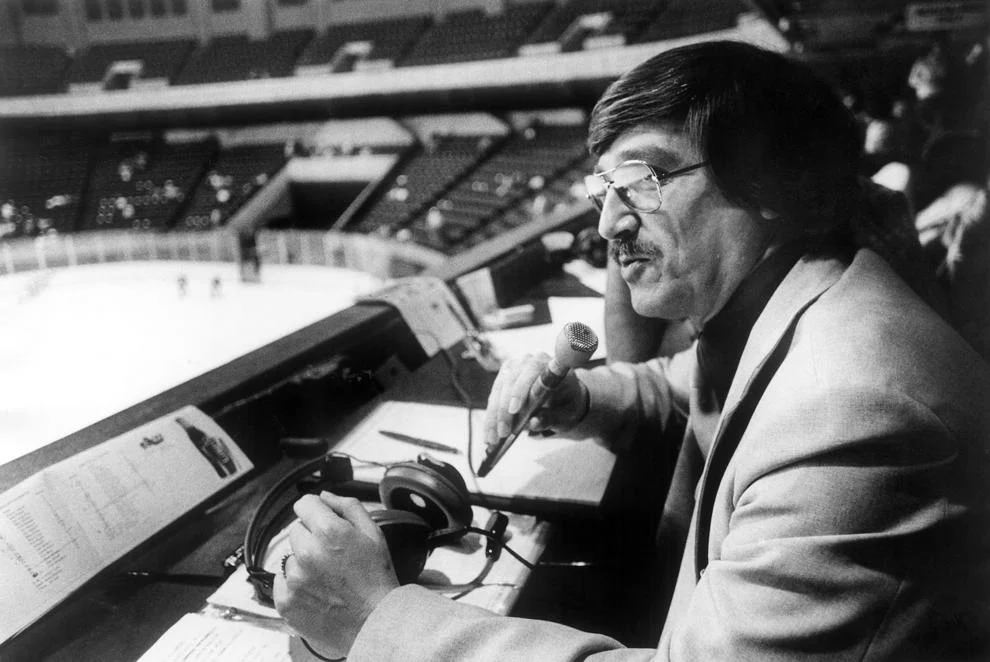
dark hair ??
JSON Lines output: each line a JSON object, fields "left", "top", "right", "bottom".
{"left": 588, "top": 41, "right": 863, "bottom": 246}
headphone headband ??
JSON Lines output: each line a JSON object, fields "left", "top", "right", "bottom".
{"left": 244, "top": 453, "right": 473, "bottom": 605}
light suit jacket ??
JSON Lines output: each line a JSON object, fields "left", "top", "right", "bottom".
{"left": 348, "top": 249, "right": 990, "bottom": 662}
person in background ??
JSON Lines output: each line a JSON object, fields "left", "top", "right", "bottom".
{"left": 274, "top": 41, "right": 990, "bottom": 661}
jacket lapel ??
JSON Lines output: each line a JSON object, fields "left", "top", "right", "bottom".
{"left": 691, "top": 253, "right": 848, "bottom": 579}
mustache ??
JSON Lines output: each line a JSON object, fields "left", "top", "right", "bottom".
{"left": 609, "top": 238, "right": 662, "bottom": 263}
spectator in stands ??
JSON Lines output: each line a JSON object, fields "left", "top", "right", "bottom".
{"left": 274, "top": 41, "right": 990, "bottom": 661}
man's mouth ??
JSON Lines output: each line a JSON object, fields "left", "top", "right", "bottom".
{"left": 618, "top": 254, "right": 650, "bottom": 266}
{"left": 610, "top": 240, "right": 659, "bottom": 267}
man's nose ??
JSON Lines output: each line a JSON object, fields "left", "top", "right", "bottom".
{"left": 597, "top": 192, "right": 639, "bottom": 241}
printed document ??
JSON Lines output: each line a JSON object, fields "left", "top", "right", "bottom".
{"left": 0, "top": 406, "right": 252, "bottom": 643}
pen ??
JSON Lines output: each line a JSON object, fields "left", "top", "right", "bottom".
{"left": 378, "top": 429, "right": 461, "bottom": 454}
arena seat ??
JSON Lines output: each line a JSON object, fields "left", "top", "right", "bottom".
{"left": 80, "top": 135, "right": 217, "bottom": 232}
{"left": 350, "top": 133, "right": 501, "bottom": 244}
{"left": 176, "top": 144, "right": 289, "bottom": 231}
{"left": 0, "top": 44, "right": 70, "bottom": 97}
{"left": 65, "top": 39, "right": 195, "bottom": 87}
{"left": 296, "top": 16, "right": 431, "bottom": 73}
{"left": 634, "top": 0, "right": 743, "bottom": 43}
{"left": 404, "top": 123, "right": 589, "bottom": 252}
{"left": 524, "top": 0, "right": 664, "bottom": 50}
{"left": 0, "top": 132, "right": 92, "bottom": 237}
{"left": 175, "top": 30, "right": 314, "bottom": 85}
{"left": 399, "top": 3, "right": 552, "bottom": 67}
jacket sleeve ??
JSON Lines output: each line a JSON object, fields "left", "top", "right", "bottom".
{"left": 567, "top": 347, "right": 694, "bottom": 453}
{"left": 347, "top": 585, "right": 658, "bottom": 662}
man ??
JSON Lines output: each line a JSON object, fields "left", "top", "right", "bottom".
{"left": 275, "top": 41, "right": 990, "bottom": 660}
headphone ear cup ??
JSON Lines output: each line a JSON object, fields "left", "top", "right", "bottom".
{"left": 369, "top": 508, "right": 432, "bottom": 584}
{"left": 379, "top": 455, "right": 473, "bottom": 536}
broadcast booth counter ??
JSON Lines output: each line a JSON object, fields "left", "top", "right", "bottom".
{"left": 0, "top": 204, "right": 673, "bottom": 661}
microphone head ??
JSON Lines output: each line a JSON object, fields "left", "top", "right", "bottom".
{"left": 554, "top": 322, "right": 599, "bottom": 369}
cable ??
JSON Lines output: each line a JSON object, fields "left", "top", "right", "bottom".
{"left": 464, "top": 526, "right": 536, "bottom": 570}
{"left": 120, "top": 571, "right": 226, "bottom": 586}
{"left": 301, "top": 637, "right": 345, "bottom": 662}
{"left": 436, "top": 344, "right": 495, "bottom": 510}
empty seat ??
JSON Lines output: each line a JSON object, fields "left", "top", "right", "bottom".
{"left": 66, "top": 39, "right": 195, "bottom": 86}
{"left": 177, "top": 144, "right": 288, "bottom": 231}
{"left": 297, "top": 16, "right": 430, "bottom": 71}
{"left": 0, "top": 45, "right": 69, "bottom": 97}
{"left": 399, "top": 4, "right": 551, "bottom": 67}
{"left": 175, "top": 30, "right": 314, "bottom": 85}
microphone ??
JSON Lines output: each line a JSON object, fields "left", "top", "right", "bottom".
{"left": 477, "top": 322, "right": 598, "bottom": 477}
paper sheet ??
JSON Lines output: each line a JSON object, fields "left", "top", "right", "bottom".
{"left": 207, "top": 506, "right": 549, "bottom": 618}
{"left": 334, "top": 400, "right": 614, "bottom": 508}
{"left": 485, "top": 296, "right": 607, "bottom": 363}
{"left": 0, "top": 406, "right": 252, "bottom": 643}
{"left": 135, "top": 613, "right": 290, "bottom": 662}
{"left": 562, "top": 260, "right": 608, "bottom": 295}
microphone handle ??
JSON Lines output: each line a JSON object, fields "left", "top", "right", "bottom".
{"left": 477, "top": 363, "right": 565, "bottom": 477}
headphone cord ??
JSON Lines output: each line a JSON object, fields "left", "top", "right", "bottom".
{"left": 437, "top": 345, "right": 495, "bottom": 511}
{"left": 301, "top": 637, "right": 345, "bottom": 662}
{"left": 465, "top": 526, "right": 535, "bottom": 570}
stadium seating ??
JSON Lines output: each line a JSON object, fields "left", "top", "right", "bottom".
{"left": 0, "top": 44, "right": 70, "bottom": 97}
{"left": 635, "top": 0, "right": 743, "bottom": 43}
{"left": 405, "top": 123, "right": 589, "bottom": 252}
{"left": 0, "top": 131, "right": 92, "bottom": 237}
{"left": 399, "top": 3, "right": 552, "bottom": 67}
{"left": 176, "top": 144, "right": 289, "bottom": 231}
{"left": 524, "top": 0, "right": 664, "bottom": 49}
{"left": 350, "top": 133, "right": 502, "bottom": 244}
{"left": 344, "top": 120, "right": 591, "bottom": 254}
{"left": 175, "top": 29, "right": 314, "bottom": 85}
{"left": 80, "top": 135, "right": 217, "bottom": 231}
{"left": 65, "top": 39, "right": 195, "bottom": 87}
{"left": 296, "top": 16, "right": 431, "bottom": 73}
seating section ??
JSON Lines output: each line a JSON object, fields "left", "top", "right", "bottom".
{"left": 176, "top": 144, "right": 288, "bottom": 231}
{"left": 399, "top": 4, "right": 552, "bottom": 67}
{"left": 0, "top": 119, "right": 591, "bottom": 257}
{"left": 65, "top": 39, "right": 195, "bottom": 86}
{"left": 635, "top": 0, "right": 742, "bottom": 43}
{"left": 0, "top": 131, "right": 93, "bottom": 238}
{"left": 351, "top": 134, "right": 501, "bottom": 240}
{"left": 347, "top": 123, "right": 590, "bottom": 254}
{"left": 412, "top": 123, "right": 589, "bottom": 252}
{"left": 80, "top": 136, "right": 217, "bottom": 231}
{"left": 0, "top": 44, "right": 69, "bottom": 97}
{"left": 0, "top": 2, "right": 752, "bottom": 96}
{"left": 525, "top": 0, "right": 664, "bottom": 47}
{"left": 297, "top": 16, "right": 430, "bottom": 72}
{"left": 175, "top": 30, "right": 314, "bottom": 85}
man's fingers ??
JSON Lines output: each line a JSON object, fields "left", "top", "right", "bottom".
{"left": 319, "top": 492, "right": 382, "bottom": 541}
{"left": 293, "top": 493, "right": 344, "bottom": 533}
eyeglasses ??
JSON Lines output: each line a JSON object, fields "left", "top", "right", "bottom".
{"left": 584, "top": 159, "right": 708, "bottom": 213}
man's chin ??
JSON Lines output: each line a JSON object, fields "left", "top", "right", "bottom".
{"left": 629, "top": 288, "right": 685, "bottom": 320}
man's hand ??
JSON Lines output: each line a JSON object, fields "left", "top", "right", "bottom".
{"left": 273, "top": 492, "right": 400, "bottom": 659}
{"left": 484, "top": 351, "right": 589, "bottom": 449}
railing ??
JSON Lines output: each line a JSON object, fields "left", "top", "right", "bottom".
{"left": 0, "top": 228, "right": 447, "bottom": 281}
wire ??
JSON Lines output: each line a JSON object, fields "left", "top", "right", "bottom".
{"left": 301, "top": 637, "right": 345, "bottom": 662}
{"left": 464, "top": 526, "right": 536, "bottom": 570}
{"left": 120, "top": 571, "right": 226, "bottom": 586}
{"left": 436, "top": 344, "right": 495, "bottom": 510}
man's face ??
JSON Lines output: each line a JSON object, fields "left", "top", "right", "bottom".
{"left": 594, "top": 123, "right": 771, "bottom": 325}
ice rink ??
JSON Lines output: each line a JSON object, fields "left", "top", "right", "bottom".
{"left": 0, "top": 261, "right": 384, "bottom": 466}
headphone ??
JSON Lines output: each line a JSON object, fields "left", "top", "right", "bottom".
{"left": 244, "top": 452, "right": 483, "bottom": 606}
